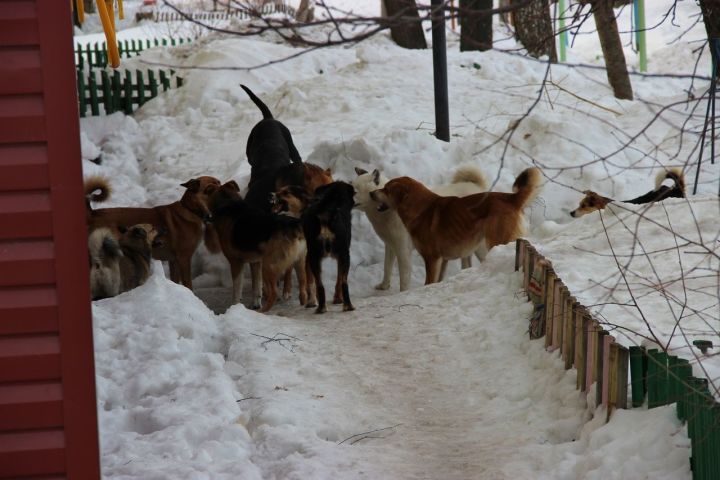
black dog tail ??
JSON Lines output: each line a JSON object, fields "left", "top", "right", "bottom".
{"left": 240, "top": 84, "right": 274, "bottom": 120}
{"left": 656, "top": 167, "right": 686, "bottom": 197}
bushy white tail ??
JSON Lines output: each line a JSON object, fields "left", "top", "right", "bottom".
{"left": 451, "top": 165, "right": 488, "bottom": 191}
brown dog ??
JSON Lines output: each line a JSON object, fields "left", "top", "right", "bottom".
{"left": 85, "top": 175, "right": 221, "bottom": 289}
{"left": 370, "top": 167, "right": 542, "bottom": 285}
{"left": 210, "top": 181, "right": 308, "bottom": 312}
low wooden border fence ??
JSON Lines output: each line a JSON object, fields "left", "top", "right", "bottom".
{"left": 515, "top": 238, "right": 720, "bottom": 480}
{"left": 75, "top": 37, "right": 193, "bottom": 69}
{"left": 149, "top": 3, "right": 296, "bottom": 23}
{"left": 77, "top": 68, "right": 182, "bottom": 117}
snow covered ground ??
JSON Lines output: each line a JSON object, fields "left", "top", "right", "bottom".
{"left": 79, "top": 1, "right": 717, "bottom": 478}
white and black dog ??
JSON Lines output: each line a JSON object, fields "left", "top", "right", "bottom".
{"left": 353, "top": 165, "right": 487, "bottom": 292}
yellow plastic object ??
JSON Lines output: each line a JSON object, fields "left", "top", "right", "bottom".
{"left": 106, "top": 0, "right": 116, "bottom": 30}
{"left": 118, "top": 0, "right": 124, "bottom": 20}
{"left": 76, "top": 0, "right": 85, "bottom": 24}
{"left": 96, "top": 0, "right": 120, "bottom": 68}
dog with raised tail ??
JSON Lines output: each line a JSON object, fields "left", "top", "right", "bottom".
{"left": 353, "top": 165, "right": 488, "bottom": 291}
{"left": 569, "top": 168, "right": 686, "bottom": 218}
{"left": 370, "top": 167, "right": 542, "bottom": 285}
{"left": 85, "top": 175, "right": 221, "bottom": 289}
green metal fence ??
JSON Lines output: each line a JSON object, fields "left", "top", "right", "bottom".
{"left": 77, "top": 68, "right": 183, "bottom": 117}
{"left": 75, "top": 37, "right": 193, "bottom": 69}
{"left": 630, "top": 347, "right": 720, "bottom": 480}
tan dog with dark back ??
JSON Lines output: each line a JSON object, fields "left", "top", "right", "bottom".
{"left": 370, "top": 167, "right": 542, "bottom": 285}
{"left": 85, "top": 175, "right": 221, "bottom": 289}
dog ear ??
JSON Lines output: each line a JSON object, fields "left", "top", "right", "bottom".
{"left": 181, "top": 179, "right": 201, "bottom": 192}
{"left": 324, "top": 168, "right": 332, "bottom": 176}
{"left": 582, "top": 190, "right": 595, "bottom": 196}
{"left": 354, "top": 167, "right": 368, "bottom": 176}
{"left": 371, "top": 169, "right": 380, "bottom": 185}
{"left": 225, "top": 180, "right": 240, "bottom": 192}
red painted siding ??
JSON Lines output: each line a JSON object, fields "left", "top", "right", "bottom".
{"left": 0, "top": 1, "right": 101, "bottom": 478}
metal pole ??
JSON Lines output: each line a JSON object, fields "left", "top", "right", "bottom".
{"left": 431, "top": 0, "right": 450, "bottom": 142}
{"left": 635, "top": 0, "right": 647, "bottom": 72}
{"left": 558, "top": 0, "right": 567, "bottom": 62}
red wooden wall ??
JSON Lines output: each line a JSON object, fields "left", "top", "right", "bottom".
{"left": 0, "top": 1, "right": 101, "bottom": 478}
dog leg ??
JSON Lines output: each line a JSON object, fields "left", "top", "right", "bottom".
{"left": 396, "top": 245, "right": 412, "bottom": 292}
{"left": 250, "top": 261, "right": 262, "bottom": 309}
{"left": 230, "top": 261, "right": 245, "bottom": 305}
{"left": 260, "top": 262, "right": 278, "bottom": 313}
{"left": 474, "top": 240, "right": 489, "bottom": 263}
{"left": 461, "top": 256, "right": 472, "bottom": 269}
{"left": 168, "top": 260, "right": 180, "bottom": 283}
{"left": 333, "top": 263, "right": 343, "bottom": 304}
{"left": 423, "top": 256, "right": 442, "bottom": 285}
{"left": 309, "top": 254, "right": 326, "bottom": 314}
{"left": 282, "top": 268, "right": 293, "bottom": 301}
{"left": 177, "top": 254, "right": 193, "bottom": 289}
{"left": 438, "top": 260, "right": 448, "bottom": 281}
{"left": 338, "top": 254, "right": 354, "bottom": 312}
{"left": 295, "top": 256, "right": 308, "bottom": 306}
{"left": 304, "top": 258, "right": 317, "bottom": 308}
{"left": 375, "top": 246, "right": 395, "bottom": 290}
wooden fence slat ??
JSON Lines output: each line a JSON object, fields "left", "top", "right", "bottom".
{"left": 656, "top": 351, "right": 669, "bottom": 406}
{"left": 100, "top": 70, "right": 111, "bottom": 114}
{"left": 88, "top": 71, "right": 99, "bottom": 116}
{"left": 563, "top": 296, "right": 575, "bottom": 370}
{"left": 595, "top": 329, "right": 607, "bottom": 408}
{"left": 136, "top": 70, "right": 145, "bottom": 106}
{"left": 629, "top": 346, "right": 646, "bottom": 407}
{"left": 616, "top": 345, "right": 629, "bottom": 410}
{"left": 601, "top": 334, "right": 613, "bottom": 410}
{"left": 76, "top": 69, "right": 86, "bottom": 118}
{"left": 574, "top": 309, "right": 586, "bottom": 390}
{"left": 544, "top": 269, "right": 555, "bottom": 348}
{"left": 123, "top": 70, "right": 133, "bottom": 114}
{"left": 551, "top": 281, "right": 563, "bottom": 351}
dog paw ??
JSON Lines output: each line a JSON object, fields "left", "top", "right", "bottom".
{"left": 332, "top": 297, "right": 343, "bottom": 305}
{"left": 315, "top": 305, "right": 327, "bottom": 314}
{"left": 282, "top": 291, "right": 292, "bottom": 302}
{"left": 305, "top": 300, "right": 317, "bottom": 308}
{"left": 374, "top": 282, "right": 390, "bottom": 290}
{"left": 343, "top": 304, "right": 355, "bottom": 312}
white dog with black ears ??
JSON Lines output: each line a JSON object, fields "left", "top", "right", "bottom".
{"left": 353, "top": 165, "right": 488, "bottom": 292}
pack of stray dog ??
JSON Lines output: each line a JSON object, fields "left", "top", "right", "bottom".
{"left": 86, "top": 83, "right": 685, "bottom": 316}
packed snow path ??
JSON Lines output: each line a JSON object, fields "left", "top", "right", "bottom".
{"left": 195, "top": 250, "right": 589, "bottom": 479}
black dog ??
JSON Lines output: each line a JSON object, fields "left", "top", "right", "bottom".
{"left": 240, "top": 85, "right": 302, "bottom": 211}
{"left": 302, "top": 181, "right": 356, "bottom": 314}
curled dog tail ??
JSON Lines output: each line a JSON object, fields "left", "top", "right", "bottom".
{"left": 511, "top": 167, "right": 543, "bottom": 209}
{"left": 655, "top": 167, "right": 686, "bottom": 197}
{"left": 240, "top": 84, "right": 274, "bottom": 120}
{"left": 85, "top": 176, "right": 111, "bottom": 204}
{"left": 451, "top": 165, "right": 487, "bottom": 191}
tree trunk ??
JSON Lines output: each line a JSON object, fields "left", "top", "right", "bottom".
{"left": 382, "top": 0, "right": 427, "bottom": 49}
{"left": 460, "top": 0, "right": 493, "bottom": 51}
{"left": 296, "top": 0, "right": 314, "bottom": 22}
{"left": 512, "top": 0, "right": 557, "bottom": 62}
{"left": 591, "top": 0, "right": 633, "bottom": 100}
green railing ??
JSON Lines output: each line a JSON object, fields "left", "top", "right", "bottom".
{"left": 517, "top": 239, "right": 719, "bottom": 480}
{"left": 77, "top": 68, "right": 183, "bottom": 117}
{"left": 630, "top": 347, "right": 720, "bottom": 480}
{"left": 75, "top": 37, "right": 193, "bottom": 69}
